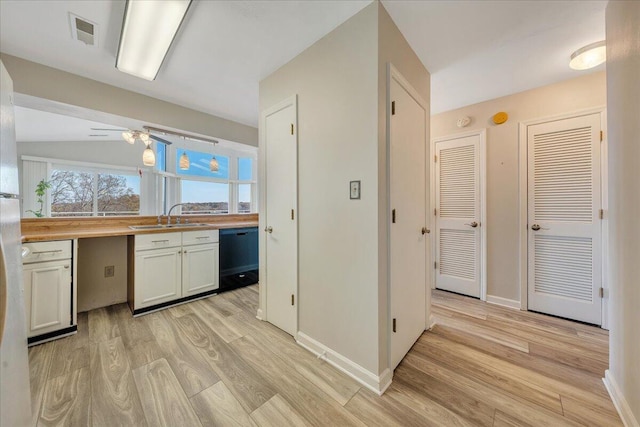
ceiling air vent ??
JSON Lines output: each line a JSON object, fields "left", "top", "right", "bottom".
{"left": 69, "top": 13, "right": 97, "bottom": 46}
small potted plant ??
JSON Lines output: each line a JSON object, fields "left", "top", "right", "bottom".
{"left": 26, "top": 179, "right": 51, "bottom": 218}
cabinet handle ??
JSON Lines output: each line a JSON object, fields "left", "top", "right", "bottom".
{"left": 152, "top": 239, "right": 170, "bottom": 243}
{"left": 64, "top": 265, "right": 70, "bottom": 269}
{"left": 32, "top": 249, "right": 63, "bottom": 254}
{"left": 196, "top": 236, "right": 210, "bottom": 239}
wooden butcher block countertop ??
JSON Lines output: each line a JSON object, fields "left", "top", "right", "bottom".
{"left": 21, "top": 214, "right": 258, "bottom": 242}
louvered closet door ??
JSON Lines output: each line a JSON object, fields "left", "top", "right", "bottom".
{"left": 435, "top": 135, "right": 481, "bottom": 298}
{"left": 527, "top": 113, "right": 602, "bottom": 325}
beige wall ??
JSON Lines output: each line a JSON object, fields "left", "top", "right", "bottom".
{"left": 259, "top": 2, "right": 430, "bottom": 381}
{"left": 77, "top": 237, "right": 128, "bottom": 312}
{"left": 605, "top": 1, "right": 640, "bottom": 423}
{"left": 260, "top": 2, "right": 380, "bottom": 375}
{"left": 0, "top": 54, "right": 258, "bottom": 147}
{"left": 377, "top": 2, "right": 431, "bottom": 373}
{"left": 431, "top": 72, "right": 606, "bottom": 302}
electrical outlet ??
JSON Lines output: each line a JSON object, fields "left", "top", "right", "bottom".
{"left": 104, "top": 265, "right": 115, "bottom": 278}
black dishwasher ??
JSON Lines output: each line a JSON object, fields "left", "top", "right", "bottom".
{"left": 219, "top": 227, "right": 259, "bottom": 292}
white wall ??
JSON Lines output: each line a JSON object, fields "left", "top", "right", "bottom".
{"left": 431, "top": 72, "right": 606, "bottom": 302}
{"left": 377, "top": 2, "right": 430, "bottom": 373}
{"left": 605, "top": 1, "right": 640, "bottom": 425}
{"left": 0, "top": 54, "right": 258, "bottom": 147}
{"left": 260, "top": 2, "right": 381, "bottom": 376}
{"left": 77, "top": 237, "right": 128, "bottom": 312}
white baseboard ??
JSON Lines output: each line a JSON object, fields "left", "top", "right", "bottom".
{"left": 603, "top": 370, "right": 639, "bottom": 427}
{"left": 296, "top": 331, "right": 392, "bottom": 395}
{"left": 486, "top": 295, "right": 521, "bottom": 310}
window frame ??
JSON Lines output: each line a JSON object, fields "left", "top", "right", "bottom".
{"left": 22, "top": 155, "right": 141, "bottom": 217}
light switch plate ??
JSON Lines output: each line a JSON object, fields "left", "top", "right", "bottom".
{"left": 350, "top": 181, "right": 361, "bottom": 199}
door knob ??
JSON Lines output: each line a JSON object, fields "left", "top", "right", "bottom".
{"left": 531, "top": 224, "right": 541, "bottom": 231}
{"left": 465, "top": 221, "right": 478, "bottom": 228}
{"left": 265, "top": 226, "right": 273, "bottom": 233}
{"left": 422, "top": 227, "right": 430, "bottom": 235}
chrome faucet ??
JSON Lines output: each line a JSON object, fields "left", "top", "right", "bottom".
{"left": 167, "top": 203, "right": 188, "bottom": 225}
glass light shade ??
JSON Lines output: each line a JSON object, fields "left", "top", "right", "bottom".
{"left": 122, "top": 131, "right": 135, "bottom": 144}
{"left": 139, "top": 132, "right": 150, "bottom": 143}
{"left": 570, "top": 41, "right": 606, "bottom": 70}
{"left": 179, "top": 152, "right": 190, "bottom": 170}
{"left": 142, "top": 146, "right": 155, "bottom": 166}
{"left": 209, "top": 156, "right": 219, "bottom": 172}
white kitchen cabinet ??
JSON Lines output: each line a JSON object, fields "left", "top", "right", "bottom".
{"left": 132, "top": 230, "right": 219, "bottom": 312}
{"left": 182, "top": 243, "right": 219, "bottom": 297}
{"left": 134, "top": 246, "right": 182, "bottom": 309}
{"left": 22, "top": 240, "right": 73, "bottom": 339}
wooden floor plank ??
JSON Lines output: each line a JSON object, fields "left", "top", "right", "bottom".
{"left": 90, "top": 336, "right": 147, "bottom": 426}
{"left": 173, "top": 313, "right": 277, "bottom": 413}
{"left": 38, "top": 367, "right": 90, "bottom": 427}
{"left": 29, "top": 342, "right": 55, "bottom": 427}
{"left": 144, "top": 311, "right": 220, "bottom": 397}
{"left": 229, "top": 334, "right": 365, "bottom": 427}
{"left": 132, "top": 358, "right": 202, "bottom": 427}
{"left": 251, "top": 394, "right": 310, "bottom": 427}
{"left": 88, "top": 306, "right": 120, "bottom": 344}
{"left": 30, "top": 285, "right": 620, "bottom": 427}
{"left": 190, "top": 381, "right": 257, "bottom": 427}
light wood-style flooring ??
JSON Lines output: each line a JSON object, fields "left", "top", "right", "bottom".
{"left": 28, "top": 286, "right": 621, "bottom": 426}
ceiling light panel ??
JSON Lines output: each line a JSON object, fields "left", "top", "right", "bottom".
{"left": 116, "top": 0, "right": 192, "bottom": 81}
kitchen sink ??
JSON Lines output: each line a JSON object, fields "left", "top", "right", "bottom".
{"left": 129, "top": 223, "right": 211, "bottom": 230}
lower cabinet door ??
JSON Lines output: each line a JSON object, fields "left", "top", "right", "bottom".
{"left": 182, "top": 243, "right": 219, "bottom": 297}
{"left": 134, "top": 247, "right": 182, "bottom": 309}
{"left": 23, "top": 260, "right": 72, "bottom": 338}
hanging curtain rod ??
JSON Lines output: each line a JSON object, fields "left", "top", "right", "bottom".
{"left": 143, "top": 125, "right": 219, "bottom": 145}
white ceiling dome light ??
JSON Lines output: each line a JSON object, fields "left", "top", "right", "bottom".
{"left": 570, "top": 40, "right": 606, "bottom": 70}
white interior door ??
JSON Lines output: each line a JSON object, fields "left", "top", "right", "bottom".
{"left": 263, "top": 97, "right": 297, "bottom": 336}
{"left": 435, "top": 134, "right": 481, "bottom": 298}
{"left": 527, "top": 113, "right": 602, "bottom": 325}
{"left": 389, "top": 70, "right": 427, "bottom": 370}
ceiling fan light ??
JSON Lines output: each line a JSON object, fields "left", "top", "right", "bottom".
{"left": 179, "top": 152, "right": 190, "bottom": 170}
{"left": 139, "top": 132, "right": 150, "bottom": 143}
{"left": 122, "top": 131, "right": 135, "bottom": 144}
{"left": 116, "top": 0, "right": 192, "bottom": 80}
{"left": 142, "top": 146, "right": 156, "bottom": 166}
{"left": 209, "top": 156, "right": 219, "bottom": 172}
{"left": 570, "top": 40, "right": 606, "bottom": 70}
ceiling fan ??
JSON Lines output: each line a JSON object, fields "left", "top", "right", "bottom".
{"left": 90, "top": 127, "right": 173, "bottom": 145}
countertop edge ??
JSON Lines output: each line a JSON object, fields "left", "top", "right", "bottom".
{"left": 21, "top": 221, "right": 259, "bottom": 243}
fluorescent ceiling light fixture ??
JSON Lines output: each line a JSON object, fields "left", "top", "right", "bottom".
{"left": 570, "top": 40, "right": 606, "bottom": 70}
{"left": 116, "top": 0, "right": 192, "bottom": 80}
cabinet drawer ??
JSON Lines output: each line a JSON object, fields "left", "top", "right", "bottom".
{"left": 135, "top": 232, "right": 182, "bottom": 251}
{"left": 22, "top": 240, "right": 72, "bottom": 264}
{"left": 182, "top": 229, "right": 219, "bottom": 246}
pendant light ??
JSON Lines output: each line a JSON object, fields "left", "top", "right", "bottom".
{"left": 209, "top": 156, "right": 219, "bottom": 172}
{"left": 179, "top": 151, "right": 190, "bottom": 170}
{"left": 570, "top": 40, "right": 606, "bottom": 70}
{"left": 142, "top": 142, "right": 156, "bottom": 166}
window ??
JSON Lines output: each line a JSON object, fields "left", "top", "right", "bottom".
{"left": 156, "top": 142, "right": 167, "bottom": 172}
{"left": 181, "top": 180, "right": 229, "bottom": 214}
{"left": 237, "top": 157, "right": 254, "bottom": 213}
{"left": 176, "top": 149, "right": 229, "bottom": 179}
{"left": 50, "top": 168, "right": 140, "bottom": 216}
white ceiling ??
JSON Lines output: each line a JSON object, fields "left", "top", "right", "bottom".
{"left": 14, "top": 106, "right": 125, "bottom": 142}
{"left": 382, "top": 0, "right": 607, "bottom": 113}
{"left": 1, "top": 0, "right": 606, "bottom": 126}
